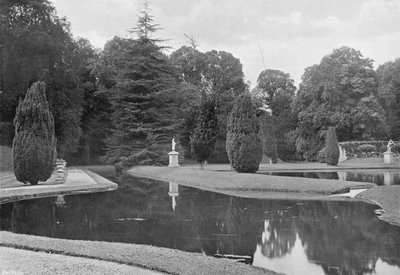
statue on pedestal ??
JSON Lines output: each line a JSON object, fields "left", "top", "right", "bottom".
{"left": 172, "top": 137, "right": 176, "bottom": 152}
{"left": 387, "top": 139, "right": 395, "bottom": 152}
{"left": 168, "top": 137, "right": 180, "bottom": 167}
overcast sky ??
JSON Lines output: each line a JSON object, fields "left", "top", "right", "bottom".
{"left": 52, "top": 0, "right": 400, "bottom": 87}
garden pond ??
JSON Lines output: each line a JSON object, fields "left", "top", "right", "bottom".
{"left": 1, "top": 168, "right": 400, "bottom": 275}
{"left": 266, "top": 170, "right": 400, "bottom": 185}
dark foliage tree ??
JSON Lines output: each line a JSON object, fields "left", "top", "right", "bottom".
{"left": 169, "top": 46, "right": 247, "bottom": 163}
{"left": 12, "top": 82, "right": 56, "bottom": 185}
{"left": 259, "top": 111, "right": 278, "bottom": 163}
{"left": 254, "top": 69, "right": 297, "bottom": 161}
{"left": 226, "top": 93, "right": 262, "bottom": 173}
{"left": 64, "top": 39, "right": 111, "bottom": 164}
{"left": 325, "top": 127, "right": 339, "bottom": 166}
{"left": 292, "top": 47, "right": 388, "bottom": 160}
{"left": 190, "top": 96, "right": 217, "bottom": 166}
{"left": 255, "top": 69, "right": 296, "bottom": 107}
{"left": 376, "top": 58, "right": 400, "bottom": 140}
{"left": 104, "top": 3, "right": 178, "bottom": 166}
{"left": 0, "top": 0, "right": 85, "bottom": 156}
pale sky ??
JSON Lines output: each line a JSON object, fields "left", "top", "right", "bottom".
{"left": 52, "top": 0, "right": 400, "bottom": 87}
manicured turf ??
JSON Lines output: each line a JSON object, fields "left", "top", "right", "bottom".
{"left": 357, "top": 185, "right": 400, "bottom": 226}
{"left": 129, "top": 165, "right": 375, "bottom": 196}
{"left": 0, "top": 232, "right": 279, "bottom": 275}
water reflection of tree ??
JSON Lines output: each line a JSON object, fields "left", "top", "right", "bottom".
{"left": 259, "top": 201, "right": 298, "bottom": 258}
{"left": 11, "top": 199, "right": 56, "bottom": 237}
{"left": 297, "top": 201, "right": 400, "bottom": 273}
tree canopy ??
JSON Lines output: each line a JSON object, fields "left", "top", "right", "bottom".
{"left": 292, "top": 46, "right": 389, "bottom": 160}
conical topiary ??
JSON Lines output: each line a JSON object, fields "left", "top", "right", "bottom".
{"left": 12, "top": 82, "right": 56, "bottom": 185}
{"left": 325, "top": 126, "right": 339, "bottom": 166}
{"left": 226, "top": 93, "right": 262, "bottom": 173}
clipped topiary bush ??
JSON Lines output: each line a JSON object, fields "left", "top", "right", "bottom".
{"left": 226, "top": 93, "right": 262, "bottom": 173}
{"left": 325, "top": 127, "right": 339, "bottom": 166}
{"left": 12, "top": 82, "right": 56, "bottom": 185}
{"left": 357, "top": 144, "right": 377, "bottom": 153}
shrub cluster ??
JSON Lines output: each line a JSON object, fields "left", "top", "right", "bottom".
{"left": 339, "top": 140, "right": 399, "bottom": 158}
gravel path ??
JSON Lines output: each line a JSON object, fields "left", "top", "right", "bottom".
{"left": 0, "top": 247, "right": 161, "bottom": 275}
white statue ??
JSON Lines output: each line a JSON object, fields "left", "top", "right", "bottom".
{"left": 387, "top": 139, "right": 395, "bottom": 152}
{"left": 172, "top": 137, "right": 176, "bottom": 151}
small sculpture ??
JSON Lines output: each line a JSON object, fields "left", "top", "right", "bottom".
{"left": 387, "top": 139, "right": 395, "bottom": 152}
{"left": 172, "top": 137, "right": 176, "bottom": 151}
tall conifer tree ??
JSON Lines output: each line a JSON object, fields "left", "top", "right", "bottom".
{"left": 226, "top": 93, "right": 262, "bottom": 173}
{"left": 325, "top": 126, "right": 340, "bottom": 166}
{"left": 105, "top": 2, "right": 177, "bottom": 165}
{"left": 12, "top": 82, "right": 56, "bottom": 185}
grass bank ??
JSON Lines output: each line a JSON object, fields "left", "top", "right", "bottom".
{"left": 129, "top": 166, "right": 374, "bottom": 196}
{"left": 0, "top": 232, "right": 279, "bottom": 275}
{"left": 357, "top": 186, "right": 400, "bottom": 226}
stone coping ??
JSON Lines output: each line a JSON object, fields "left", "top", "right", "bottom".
{"left": 0, "top": 168, "right": 118, "bottom": 204}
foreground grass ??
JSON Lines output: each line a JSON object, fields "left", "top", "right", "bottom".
{"left": 0, "top": 232, "right": 279, "bottom": 275}
{"left": 0, "top": 246, "right": 160, "bottom": 275}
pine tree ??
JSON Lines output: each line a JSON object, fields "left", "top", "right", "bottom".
{"left": 104, "top": 2, "right": 177, "bottom": 165}
{"left": 190, "top": 96, "right": 217, "bottom": 167}
{"left": 12, "top": 82, "right": 56, "bottom": 185}
{"left": 226, "top": 93, "right": 262, "bottom": 173}
{"left": 325, "top": 126, "right": 340, "bottom": 166}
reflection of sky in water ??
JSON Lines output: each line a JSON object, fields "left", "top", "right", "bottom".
{"left": 254, "top": 233, "right": 400, "bottom": 275}
{"left": 254, "top": 221, "right": 400, "bottom": 275}
{"left": 254, "top": 235, "right": 325, "bottom": 275}
{"left": 270, "top": 170, "right": 400, "bottom": 185}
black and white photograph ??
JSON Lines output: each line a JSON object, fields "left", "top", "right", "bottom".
{"left": 1, "top": 0, "right": 400, "bottom": 274}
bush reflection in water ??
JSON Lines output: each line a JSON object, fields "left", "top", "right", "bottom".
{"left": 1, "top": 168, "right": 400, "bottom": 274}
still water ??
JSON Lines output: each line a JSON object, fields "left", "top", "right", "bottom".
{"left": 268, "top": 170, "right": 400, "bottom": 185}
{"left": 1, "top": 168, "right": 400, "bottom": 275}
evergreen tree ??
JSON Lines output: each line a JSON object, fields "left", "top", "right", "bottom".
{"left": 259, "top": 111, "right": 278, "bottom": 164}
{"left": 104, "top": 3, "right": 177, "bottom": 165}
{"left": 226, "top": 93, "right": 262, "bottom": 173}
{"left": 325, "top": 127, "right": 340, "bottom": 166}
{"left": 12, "top": 82, "right": 56, "bottom": 185}
{"left": 190, "top": 96, "right": 217, "bottom": 167}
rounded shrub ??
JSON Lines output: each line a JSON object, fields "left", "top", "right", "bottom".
{"left": 12, "top": 82, "right": 56, "bottom": 185}
{"left": 324, "top": 127, "right": 340, "bottom": 166}
{"left": 226, "top": 93, "right": 262, "bottom": 173}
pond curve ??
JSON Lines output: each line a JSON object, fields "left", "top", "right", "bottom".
{"left": 1, "top": 168, "right": 400, "bottom": 275}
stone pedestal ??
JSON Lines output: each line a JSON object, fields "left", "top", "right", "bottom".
{"left": 384, "top": 151, "right": 394, "bottom": 164}
{"left": 384, "top": 172, "right": 394, "bottom": 185}
{"left": 168, "top": 151, "right": 180, "bottom": 167}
